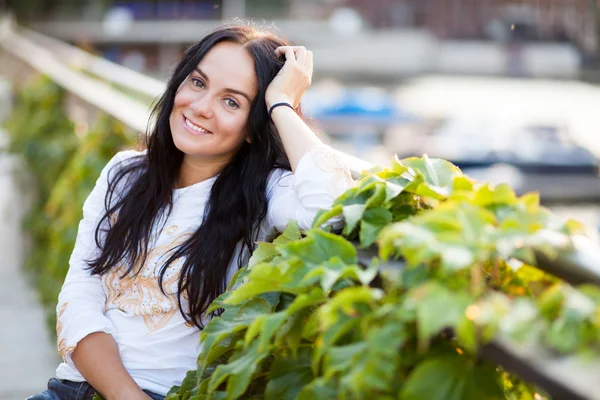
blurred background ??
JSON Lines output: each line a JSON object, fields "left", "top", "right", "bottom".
{"left": 0, "top": 1, "right": 599, "bottom": 399}
{"left": 4, "top": 0, "right": 600, "bottom": 222}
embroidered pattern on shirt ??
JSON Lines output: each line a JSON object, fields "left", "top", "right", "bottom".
{"left": 103, "top": 231, "right": 192, "bottom": 333}
{"left": 56, "top": 302, "right": 75, "bottom": 361}
{"left": 309, "top": 147, "right": 355, "bottom": 198}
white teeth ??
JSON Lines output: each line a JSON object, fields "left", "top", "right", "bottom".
{"left": 184, "top": 117, "right": 210, "bottom": 133}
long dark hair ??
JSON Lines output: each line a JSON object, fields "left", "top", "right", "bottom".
{"left": 87, "top": 24, "right": 292, "bottom": 328}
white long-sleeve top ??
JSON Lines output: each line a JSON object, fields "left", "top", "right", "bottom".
{"left": 54, "top": 145, "right": 354, "bottom": 396}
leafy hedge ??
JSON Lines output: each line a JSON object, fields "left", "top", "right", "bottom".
{"left": 4, "top": 75, "right": 134, "bottom": 331}
{"left": 165, "top": 157, "right": 597, "bottom": 400}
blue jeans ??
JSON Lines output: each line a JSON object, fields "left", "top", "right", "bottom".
{"left": 27, "top": 378, "right": 165, "bottom": 400}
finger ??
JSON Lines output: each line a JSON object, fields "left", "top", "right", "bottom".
{"left": 275, "top": 46, "right": 294, "bottom": 57}
{"left": 294, "top": 46, "right": 307, "bottom": 65}
{"left": 274, "top": 46, "right": 305, "bottom": 58}
{"left": 284, "top": 46, "right": 296, "bottom": 64}
{"left": 306, "top": 50, "right": 314, "bottom": 78}
{"left": 274, "top": 46, "right": 287, "bottom": 57}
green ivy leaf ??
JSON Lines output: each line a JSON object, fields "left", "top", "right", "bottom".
{"left": 312, "top": 205, "right": 343, "bottom": 229}
{"left": 491, "top": 183, "right": 518, "bottom": 205}
{"left": 208, "top": 340, "right": 269, "bottom": 399}
{"left": 401, "top": 354, "right": 504, "bottom": 400}
{"left": 401, "top": 155, "right": 461, "bottom": 199}
{"left": 276, "top": 307, "right": 313, "bottom": 358}
{"left": 456, "top": 314, "right": 478, "bottom": 353}
{"left": 313, "top": 313, "right": 361, "bottom": 373}
{"left": 320, "top": 286, "right": 383, "bottom": 329}
{"left": 333, "top": 320, "right": 407, "bottom": 397}
{"left": 265, "top": 349, "right": 313, "bottom": 400}
{"left": 280, "top": 230, "right": 357, "bottom": 267}
{"left": 324, "top": 342, "right": 367, "bottom": 379}
{"left": 300, "top": 257, "right": 348, "bottom": 292}
{"left": 166, "top": 369, "right": 198, "bottom": 400}
{"left": 244, "top": 311, "right": 287, "bottom": 351}
{"left": 364, "top": 182, "right": 387, "bottom": 208}
{"left": 537, "top": 284, "right": 565, "bottom": 320}
{"left": 543, "top": 315, "right": 582, "bottom": 353}
{"left": 452, "top": 175, "right": 475, "bottom": 193}
{"left": 273, "top": 220, "right": 302, "bottom": 245}
{"left": 391, "top": 154, "right": 409, "bottom": 175}
{"left": 359, "top": 207, "right": 392, "bottom": 248}
{"left": 408, "top": 283, "right": 472, "bottom": 350}
{"left": 384, "top": 176, "right": 411, "bottom": 202}
{"left": 197, "top": 336, "right": 237, "bottom": 381}
{"left": 224, "top": 260, "right": 305, "bottom": 304}
{"left": 249, "top": 242, "right": 278, "bottom": 268}
{"left": 342, "top": 204, "right": 366, "bottom": 235}
{"left": 201, "top": 297, "right": 274, "bottom": 358}
{"left": 296, "top": 377, "right": 338, "bottom": 400}
{"left": 285, "top": 288, "right": 327, "bottom": 316}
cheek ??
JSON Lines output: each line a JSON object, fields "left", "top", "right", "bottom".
{"left": 172, "top": 90, "right": 190, "bottom": 110}
{"left": 219, "top": 112, "right": 250, "bottom": 140}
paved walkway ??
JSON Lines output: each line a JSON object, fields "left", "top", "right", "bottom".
{"left": 0, "top": 137, "right": 59, "bottom": 399}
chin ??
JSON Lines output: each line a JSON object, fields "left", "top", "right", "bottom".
{"left": 171, "top": 129, "right": 201, "bottom": 152}
{"left": 174, "top": 142, "right": 206, "bottom": 158}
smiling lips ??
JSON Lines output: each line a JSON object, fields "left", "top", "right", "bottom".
{"left": 184, "top": 116, "right": 212, "bottom": 134}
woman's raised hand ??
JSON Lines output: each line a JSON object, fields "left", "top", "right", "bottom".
{"left": 265, "top": 46, "right": 313, "bottom": 110}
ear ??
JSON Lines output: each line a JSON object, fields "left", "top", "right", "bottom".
{"left": 245, "top": 134, "right": 251, "bottom": 144}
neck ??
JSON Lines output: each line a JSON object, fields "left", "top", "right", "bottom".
{"left": 177, "top": 155, "right": 227, "bottom": 188}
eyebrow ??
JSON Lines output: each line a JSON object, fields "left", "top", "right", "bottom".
{"left": 194, "top": 67, "right": 253, "bottom": 103}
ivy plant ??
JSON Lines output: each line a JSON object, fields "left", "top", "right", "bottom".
{"left": 165, "top": 155, "right": 595, "bottom": 400}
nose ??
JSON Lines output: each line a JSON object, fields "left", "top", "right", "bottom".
{"left": 189, "top": 93, "right": 214, "bottom": 119}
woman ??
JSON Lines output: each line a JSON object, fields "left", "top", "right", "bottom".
{"left": 30, "top": 24, "right": 353, "bottom": 400}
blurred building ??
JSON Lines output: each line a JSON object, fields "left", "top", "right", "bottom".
{"left": 7, "top": 0, "right": 599, "bottom": 54}
{"left": 6, "top": 0, "right": 303, "bottom": 21}
{"left": 6, "top": 0, "right": 598, "bottom": 80}
{"left": 347, "top": 0, "right": 598, "bottom": 60}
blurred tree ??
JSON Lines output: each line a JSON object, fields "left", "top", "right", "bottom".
{"left": 6, "top": 0, "right": 110, "bottom": 22}
{"left": 6, "top": 0, "right": 47, "bottom": 21}
{"left": 245, "top": 0, "right": 287, "bottom": 18}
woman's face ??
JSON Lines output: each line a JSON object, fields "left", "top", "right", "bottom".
{"left": 170, "top": 41, "right": 258, "bottom": 165}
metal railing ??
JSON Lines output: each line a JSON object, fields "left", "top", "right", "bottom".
{"left": 0, "top": 16, "right": 150, "bottom": 132}
{"left": 22, "top": 28, "right": 164, "bottom": 99}
{"left": 3, "top": 16, "right": 600, "bottom": 400}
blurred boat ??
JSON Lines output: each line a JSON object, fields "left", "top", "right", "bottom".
{"left": 423, "top": 119, "right": 599, "bottom": 174}
{"left": 304, "top": 86, "right": 417, "bottom": 131}
{"left": 402, "top": 118, "right": 600, "bottom": 201}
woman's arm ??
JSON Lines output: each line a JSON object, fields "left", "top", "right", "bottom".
{"left": 269, "top": 106, "right": 321, "bottom": 172}
{"left": 265, "top": 46, "right": 321, "bottom": 171}
{"left": 263, "top": 46, "right": 354, "bottom": 232}
{"left": 265, "top": 146, "right": 354, "bottom": 232}
{"left": 72, "top": 333, "right": 150, "bottom": 400}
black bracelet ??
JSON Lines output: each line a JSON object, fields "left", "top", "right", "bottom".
{"left": 268, "top": 102, "right": 294, "bottom": 120}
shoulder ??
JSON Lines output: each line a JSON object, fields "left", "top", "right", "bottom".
{"left": 103, "top": 149, "right": 145, "bottom": 177}
{"left": 108, "top": 149, "right": 146, "bottom": 168}
{"left": 96, "top": 150, "right": 147, "bottom": 196}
